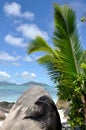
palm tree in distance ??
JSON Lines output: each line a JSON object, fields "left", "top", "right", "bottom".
{"left": 28, "top": 4, "right": 86, "bottom": 126}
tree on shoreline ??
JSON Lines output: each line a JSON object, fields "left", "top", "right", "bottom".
{"left": 28, "top": 4, "right": 86, "bottom": 127}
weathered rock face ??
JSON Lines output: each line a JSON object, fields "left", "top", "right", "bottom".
{"left": 1, "top": 86, "right": 62, "bottom": 130}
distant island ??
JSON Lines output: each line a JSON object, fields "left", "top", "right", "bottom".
{"left": 0, "top": 82, "right": 16, "bottom": 86}
{"left": 22, "top": 81, "right": 49, "bottom": 87}
{"left": 0, "top": 81, "right": 49, "bottom": 87}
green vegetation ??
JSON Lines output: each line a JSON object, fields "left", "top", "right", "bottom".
{"left": 28, "top": 4, "right": 86, "bottom": 127}
{"left": 81, "top": 17, "right": 86, "bottom": 22}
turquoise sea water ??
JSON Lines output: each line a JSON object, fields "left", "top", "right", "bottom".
{"left": 0, "top": 85, "right": 57, "bottom": 103}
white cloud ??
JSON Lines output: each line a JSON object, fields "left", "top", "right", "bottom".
{"left": 16, "top": 24, "right": 49, "bottom": 40}
{"left": 20, "top": 11, "right": 34, "bottom": 20}
{"left": 13, "top": 19, "right": 22, "bottom": 25}
{"left": 21, "top": 71, "right": 36, "bottom": 81}
{"left": 3, "top": 2, "right": 21, "bottom": 16}
{"left": 0, "top": 71, "right": 11, "bottom": 81}
{"left": 12, "top": 62, "right": 21, "bottom": 66}
{"left": 0, "top": 51, "right": 21, "bottom": 61}
{"left": 3, "top": 2, "right": 34, "bottom": 20}
{"left": 23, "top": 55, "right": 32, "bottom": 62}
{"left": 16, "top": 71, "right": 36, "bottom": 81}
{"left": 5, "top": 34, "right": 26, "bottom": 47}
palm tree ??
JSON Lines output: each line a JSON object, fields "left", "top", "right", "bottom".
{"left": 28, "top": 4, "right": 86, "bottom": 126}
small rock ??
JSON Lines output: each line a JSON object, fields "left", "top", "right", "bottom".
{"left": 0, "top": 101, "right": 14, "bottom": 113}
{"left": 56, "top": 100, "right": 70, "bottom": 110}
{"left": 56, "top": 100, "right": 70, "bottom": 119}
{"left": 0, "top": 110, "right": 6, "bottom": 120}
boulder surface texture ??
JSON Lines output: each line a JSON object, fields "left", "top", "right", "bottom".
{"left": 1, "top": 85, "right": 62, "bottom": 130}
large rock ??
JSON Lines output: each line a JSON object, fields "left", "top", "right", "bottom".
{"left": 1, "top": 86, "right": 62, "bottom": 130}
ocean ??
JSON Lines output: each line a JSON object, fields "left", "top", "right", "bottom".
{"left": 0, "top": 84, "right": 57, "bottom": 103}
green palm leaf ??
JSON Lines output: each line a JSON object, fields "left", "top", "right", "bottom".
{"left": 28, "top": 36, "right": 60, "bottom": 82}
{"left": 28, "top": 4, "right": 83, "bottom": 99}
{"left": 53, "top": 4, "right": 83, "bottom": 76}
{"left": 28, "top": 36, "right": 55, "bottom": 54}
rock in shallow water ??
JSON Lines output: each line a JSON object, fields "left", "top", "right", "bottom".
{"left": 0, "top": 110, "right": 6, "bottom": 120}
{"left": 1, "top": 85, "right": 62, "bottom": 130}
{"left": 0, "top": 101, "right": 14, "bottom": 113}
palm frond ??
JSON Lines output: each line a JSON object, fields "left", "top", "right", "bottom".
{"left": 28, "top": 4, "right": 83, "bottom": 94}
{"left": 53, "top": 4, "right": 83, "bottom": 76}
{"left": 28, "top": 36, "right": 55, "bottom": 54}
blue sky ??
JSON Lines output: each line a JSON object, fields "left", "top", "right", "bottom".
{"left": 0, "top": 0, "right": 86, "bottom": 85}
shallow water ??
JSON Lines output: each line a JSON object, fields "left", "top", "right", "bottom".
{"left": 0, "top": 84, "right": 57, "bottom": 103}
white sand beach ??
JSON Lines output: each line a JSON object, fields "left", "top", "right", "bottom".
{"left": 0, "top": 121, "right": 3, "bottom": 127}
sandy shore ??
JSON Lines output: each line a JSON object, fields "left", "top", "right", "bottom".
{"left": 58, "top": 109, "right": 68, "bottom": 123}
